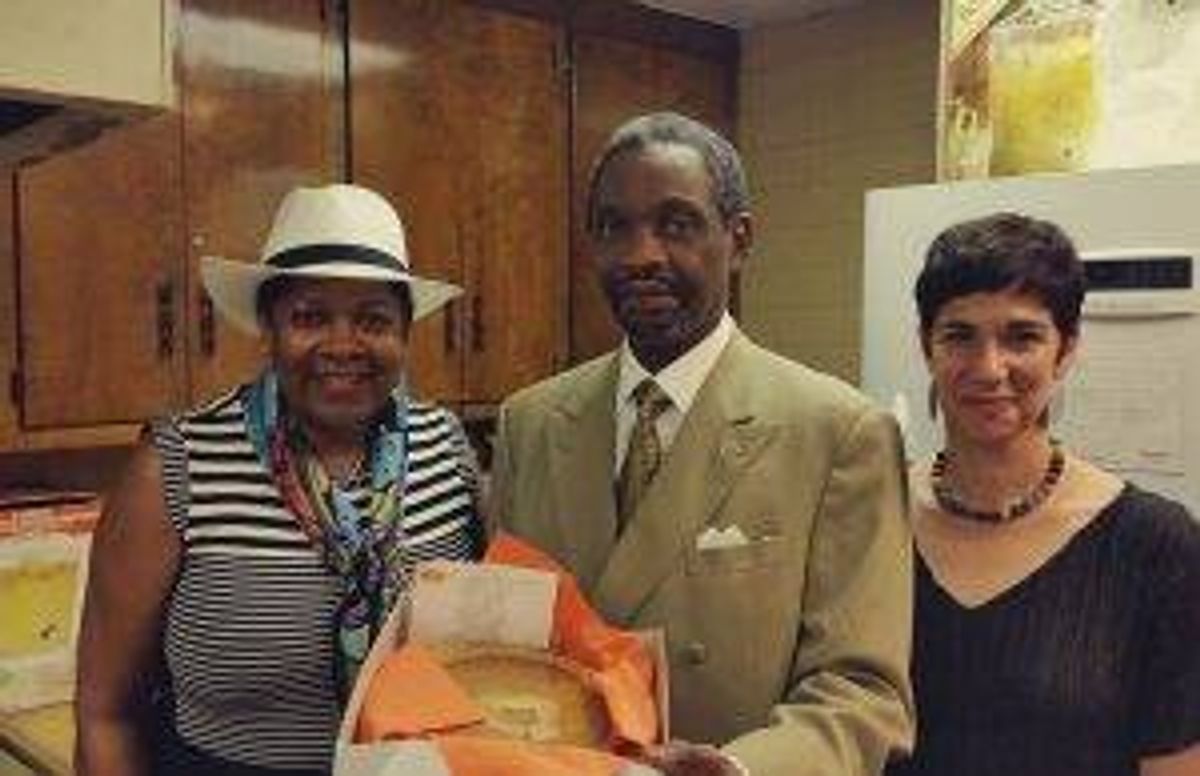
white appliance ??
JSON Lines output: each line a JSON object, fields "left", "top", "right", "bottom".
{"left": 862, "top": 164, "right": 1200, "bottom": 514}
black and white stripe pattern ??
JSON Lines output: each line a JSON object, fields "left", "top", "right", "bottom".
{"left": 152, "top": 388, "right": 481, "bottom": 770}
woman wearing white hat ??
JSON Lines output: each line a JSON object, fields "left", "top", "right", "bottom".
{"left": 76, "top": 184, "right": 486, "bottom": 774}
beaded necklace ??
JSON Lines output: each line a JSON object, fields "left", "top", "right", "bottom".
{"left": 931, "top": 442, "right": 1065, "bottom": 523}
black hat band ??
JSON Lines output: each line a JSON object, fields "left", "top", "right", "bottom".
{"left": 266, "top": 243, "right": 407, "bottom": 273}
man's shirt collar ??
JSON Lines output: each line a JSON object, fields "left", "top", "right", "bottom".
{"left": 616, "top": 312, "right": 734, "bottom": 416}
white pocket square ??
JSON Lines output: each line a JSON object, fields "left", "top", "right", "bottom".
{"left": 695, "top": 524, "right": 750, "bottom": 551}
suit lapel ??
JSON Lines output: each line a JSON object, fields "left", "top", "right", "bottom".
{"left": 593, "top": 333, "right": 776, "bottom": 620}
{"left": 547, "top": 355, "right": 620, "bottom": 591}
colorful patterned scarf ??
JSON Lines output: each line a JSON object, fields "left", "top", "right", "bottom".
{"left": 243, "top": 370, "right": 410, "bottom": 701}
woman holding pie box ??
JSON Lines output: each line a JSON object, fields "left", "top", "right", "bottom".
{"left": 75, "top": 184, "right": 486, "bottom": 775}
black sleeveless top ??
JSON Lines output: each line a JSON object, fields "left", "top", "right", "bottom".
{"left": 887, "top": 485, "right": 1200, "bottom": 776}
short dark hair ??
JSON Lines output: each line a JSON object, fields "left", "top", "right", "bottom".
{"left": 255, "top": 276, "right": 414, "bottom": 329}
{"left": 585, "top": 111, "right": 749, "bottom": 230}
{"left": 916, "top": 212, "right": 1086, "bottom": 340}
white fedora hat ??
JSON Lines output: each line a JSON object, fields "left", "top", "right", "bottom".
{"left": 200, "top": 183, "right": 462, "bottom": 335}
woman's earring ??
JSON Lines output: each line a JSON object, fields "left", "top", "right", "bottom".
{"left": 927, "top": 384, "right": 940, "bottom": 421}
{"left": 1046, "top": 387, "right": 1065, "bottom": 428}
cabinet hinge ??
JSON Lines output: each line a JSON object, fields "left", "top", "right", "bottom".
{"left": 552, "top": 40, "right": 570, "bottom": 79}
{"left": 9, "top": 369, "right": 22, "bottom": 407}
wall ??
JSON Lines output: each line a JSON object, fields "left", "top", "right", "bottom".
{"left": 738, "top": 0, "right": 939, "bottom": 383}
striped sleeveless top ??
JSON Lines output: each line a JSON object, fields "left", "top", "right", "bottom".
{"left": 151, "top": 387, "right": 484, "bottom": 771}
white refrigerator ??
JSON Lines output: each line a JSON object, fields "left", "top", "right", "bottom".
{"left": 861, "top": 164, "right": 1200, "bottom": 514}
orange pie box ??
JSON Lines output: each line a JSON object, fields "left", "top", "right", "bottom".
{"left": 333, "top": 533, "right": 669, "bottom": 776}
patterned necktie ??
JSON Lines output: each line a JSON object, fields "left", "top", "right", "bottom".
{"left": 616, "top": 379, "right": 673, "bottom": 534}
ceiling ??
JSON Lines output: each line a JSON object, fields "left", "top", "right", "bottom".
{"left": 639, "top": 0, "right": 865, "bottom": 28}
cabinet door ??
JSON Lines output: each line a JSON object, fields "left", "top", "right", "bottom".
{"left": 1, "top": 170, "right": 18, "bottom": 444}
{"left": 16, "top": 113, "right": 184, "bottom": 429}
{"left": 182, "top": 0, "right": 343, "bottom": 405}
{"left": 351, "top": 0, "right": 567, "bottom": 404}
{"left": 570, "top": 31, "right": 736, "bottom": 362}
{"left": 461, "top": 12, "right": 568, "bottom": 403}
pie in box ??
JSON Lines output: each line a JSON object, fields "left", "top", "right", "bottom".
{"left": 349, "top": 534, "right": 662, "bottom": 774}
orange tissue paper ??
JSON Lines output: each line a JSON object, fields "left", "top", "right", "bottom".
{"left": 338, "top": 533, "right": 664, "bottom": 776}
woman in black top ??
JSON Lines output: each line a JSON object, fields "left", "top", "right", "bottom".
{"left": 887, "top": 212, "right": 1200, "bottom": 776}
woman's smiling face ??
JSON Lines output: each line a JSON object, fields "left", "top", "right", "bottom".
{"left": 265, "top": 277, "right": 409, "bottom": 437}
{"left": 925, "top": 287, "right": 1076, "bottom": 447}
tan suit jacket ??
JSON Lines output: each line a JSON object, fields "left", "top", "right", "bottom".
{"left": 490, "top": 331, "right": 914, "bottom": 775}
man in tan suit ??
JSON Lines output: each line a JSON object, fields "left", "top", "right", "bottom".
{"left": 490, "top": 112, "right": 913, "bottom": 775}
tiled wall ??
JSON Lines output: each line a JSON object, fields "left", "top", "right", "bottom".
{"left": 738, "top": 0, "right": 940, "bottom": 383}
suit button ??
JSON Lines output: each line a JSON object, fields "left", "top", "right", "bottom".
{"left": 682, "top": 641, "right": 708, "bottom": 665}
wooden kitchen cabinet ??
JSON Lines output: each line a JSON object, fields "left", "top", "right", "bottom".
{"left": 351, "top": 0, "right": 737, "bottom": 401}
{"left": 1, "top": 0, "right": 341, "bottom": 447}
{"left": 350, "top": 0, "right": 568, "bottom": 405}
{"left": 0, "top": 0, "right": 735, "bottom": 452}
{"left": 16, "top": 114, "right": 185, "bottom": 432}
{"left": 180, "top": 0, "right": 344, "bottom": 403}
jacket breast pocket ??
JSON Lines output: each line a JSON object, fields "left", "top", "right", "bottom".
{"left": 684, "top": 532, "right": 790, "bottom": 576}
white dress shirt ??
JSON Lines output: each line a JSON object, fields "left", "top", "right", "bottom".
{"left": 613, "top": 312, "right": 735, "bottom": 475}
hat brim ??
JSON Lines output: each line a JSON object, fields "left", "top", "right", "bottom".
{"left": 200, "top": 255, "right": 463, "bottom": 335}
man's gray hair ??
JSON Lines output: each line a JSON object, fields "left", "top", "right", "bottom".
{"left": 586, "top": 111, "right": 750, "bottom": 230}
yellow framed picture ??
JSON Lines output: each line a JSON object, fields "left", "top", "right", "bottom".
{"left": 940, "top": 0, "right": 1200, "bottom": 180}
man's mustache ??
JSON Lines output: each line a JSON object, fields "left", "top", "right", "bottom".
{"left": 611, "top": 265, "right": 678, "bottom": 288}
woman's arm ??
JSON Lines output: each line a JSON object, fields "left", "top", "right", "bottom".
{"left": 75, "top": 440, "right": 181, "bottom": 776}
{"left": 443, "top": 409, "right": 489, "bottom": 558}
{"left": 1142, "top": 743, "right": 1200, "bottom": 776}
{"left": 1137, "top": 497, "right": 1200, "bottom": 776}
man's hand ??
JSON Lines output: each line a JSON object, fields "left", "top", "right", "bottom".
{"left": 634, "top": 740, "right": 749, "bottom": 775}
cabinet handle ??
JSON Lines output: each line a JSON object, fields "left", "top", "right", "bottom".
{"left": 447, "top": 222, "right": 465, "bottom": 356}
{"left": 443, "top": 299, "right": 458, "bottom": 354}
{"left": 156, "top": 280, "right": 175, "bottom": 360}
{"left": 199, "top": 291, "right": 217, "bottom": 357}
{"left": 471, "top": 294, "right": 484, "bottom": 352}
